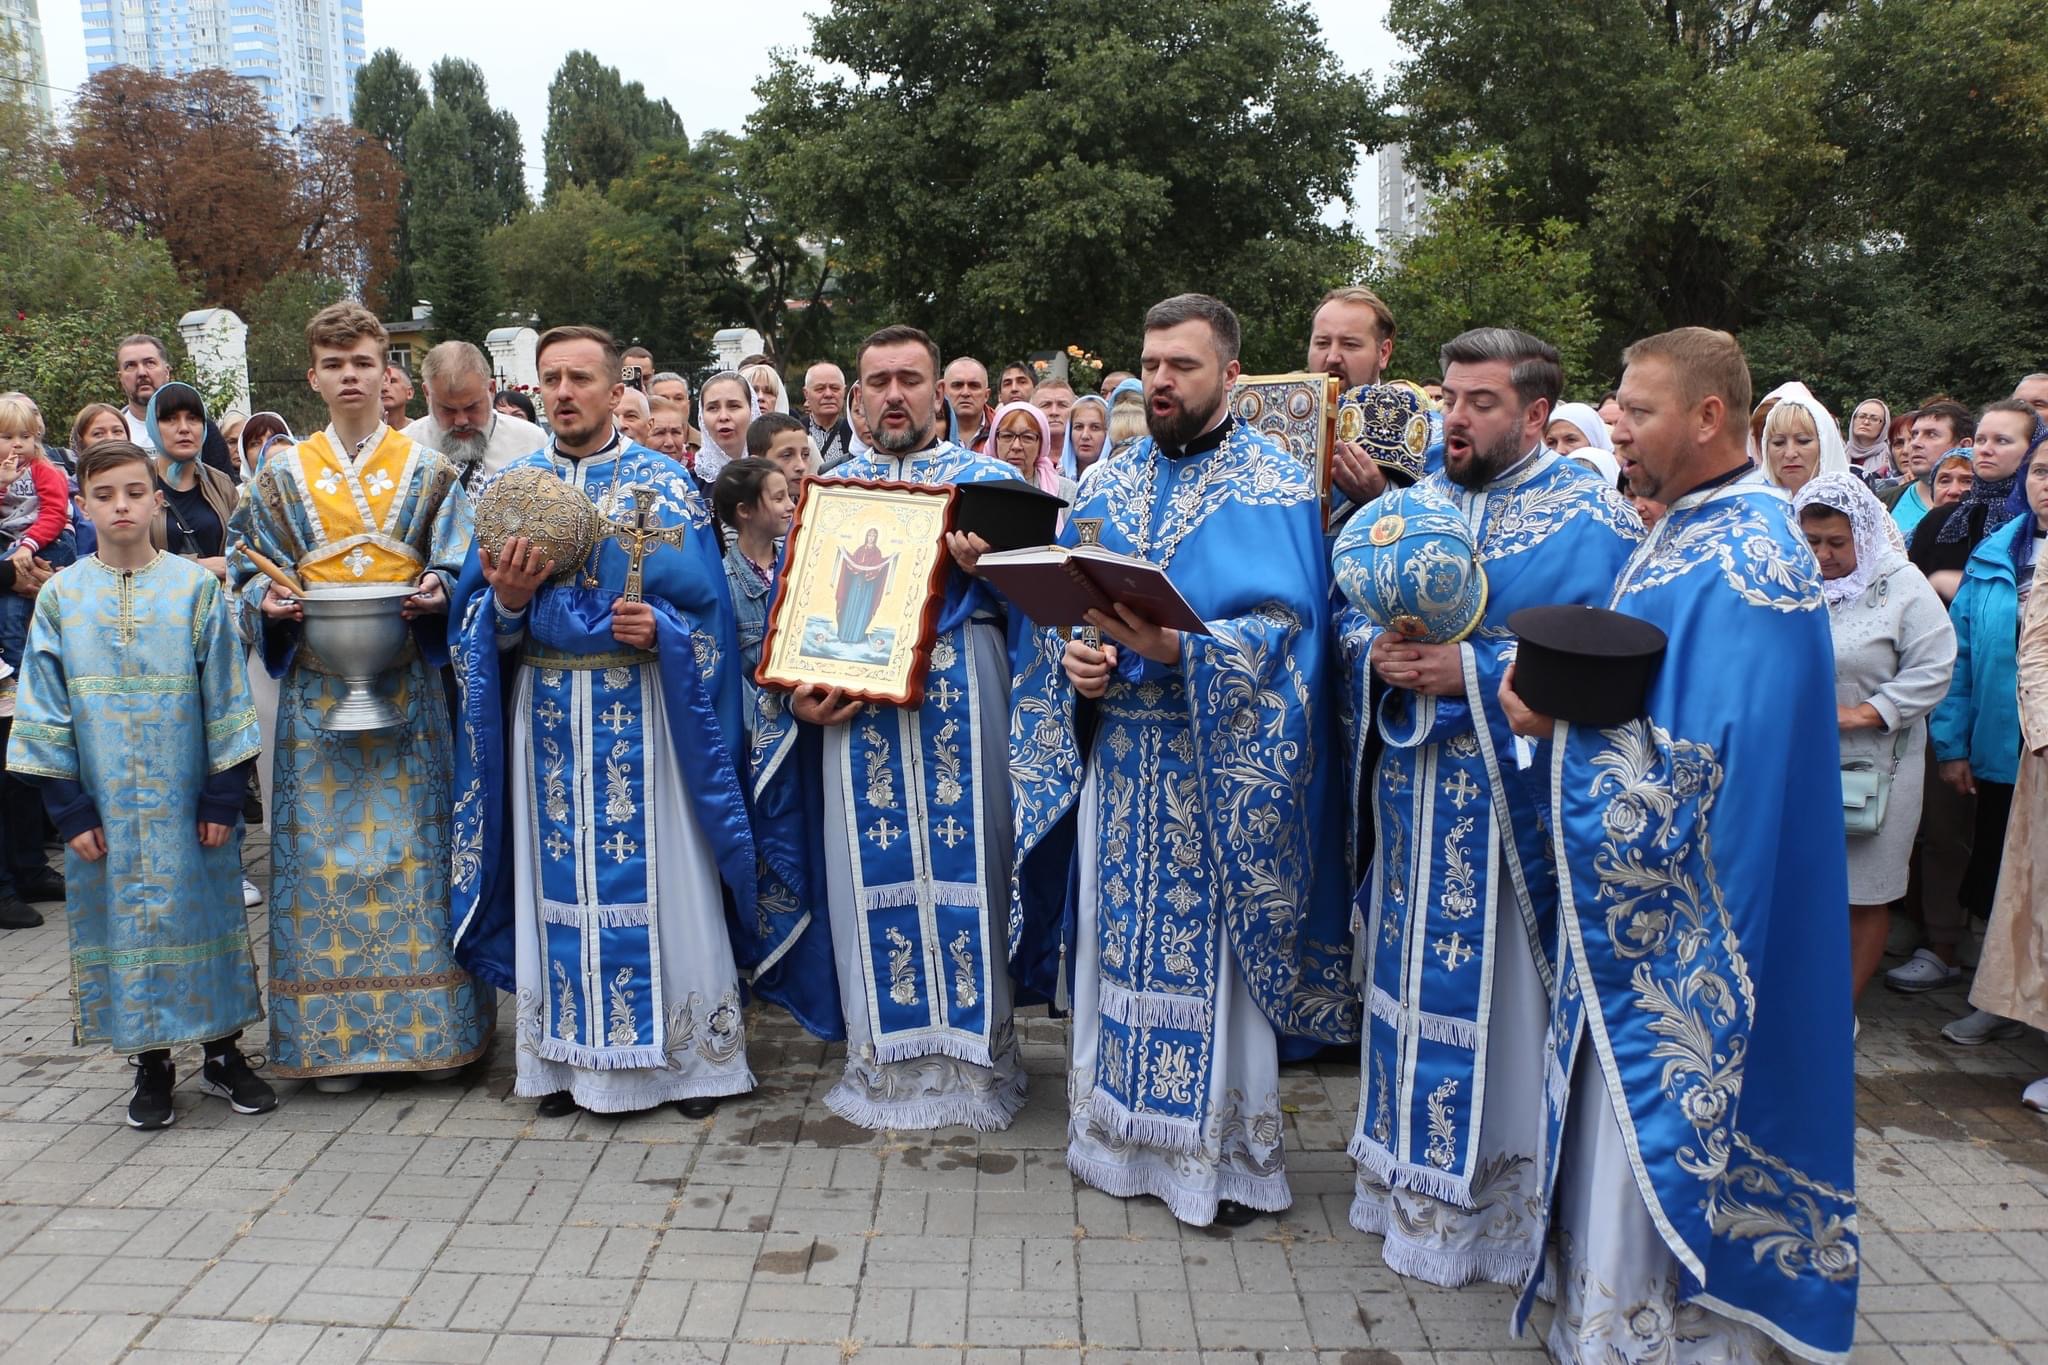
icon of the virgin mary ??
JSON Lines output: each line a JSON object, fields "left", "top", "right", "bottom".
{"left": 834, "top": 527, "right": 896, "bottom": 644}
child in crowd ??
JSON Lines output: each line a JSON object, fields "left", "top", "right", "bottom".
{"left": 5, "top": 441, "right": 274, "bottom": 1130}
{"left": 745, "top": 411, "right": 818, "bottom": 500}
{"left": 0, "top": 396, "right": 78, "bottom": 699}
{"left": 712, "top": 456, "right": 795, "bottom": 690}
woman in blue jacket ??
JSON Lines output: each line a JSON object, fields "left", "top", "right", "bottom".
{"left": 1931, "top": 401, "right": 2047, "bottom": 1044}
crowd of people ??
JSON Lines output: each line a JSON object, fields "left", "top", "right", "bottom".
{"left": 0, "top": 281, "right": 2043, "bottom": 1365}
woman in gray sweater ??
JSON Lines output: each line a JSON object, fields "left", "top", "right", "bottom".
{"left": 1796, "top": 472, "right": 1957, "bottom": 1005}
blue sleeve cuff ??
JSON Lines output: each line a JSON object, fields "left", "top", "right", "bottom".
{"left": 39, "top": 778, "right": 101, "bottom": 841}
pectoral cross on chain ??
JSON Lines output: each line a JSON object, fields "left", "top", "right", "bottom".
{"left": 602, "top": 484, "right": 690, "bottom": 604}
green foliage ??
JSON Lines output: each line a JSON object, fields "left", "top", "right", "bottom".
{"left": 414, "top": 196, "right": 502, "bottom": 348}
{"left": 421, "top": 59, "right": 530, "bottom": 227}
{"left": 542, "top": 52, "right": 685, "bottom": 200}
{"left": 1370, "top": 159, "right": 1598, "bottom": 390}
{"left": 397, "top": 62, "right": 527, "bottom": 344}
{"left": 0, "top": 170, "right": 200, "bottom": 427}
{"left": 1383, "top": 0, "right": 2048, "bottom": 401}
{"left": 745, "top": 0, "right": 1380, "bottom": 371}
{"left": 489, "top": 183, "right": 637, "bottom": 340}
{"left": 351, "top": 49, "right": 428, "bottom": 317}
{"left": 242, "top": 271, "right": 347, "bottom": 433}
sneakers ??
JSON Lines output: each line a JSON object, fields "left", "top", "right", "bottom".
{"left": 199, "top": 1045, "right": 278, "bottom": 1115}
{"left": 1885, "top": 948, "right": 1963, "bottom": 994}
{"left": 1942, "top": 1009, "right": 2026, "bottom": 1046}
{"left": 241, "top": 878, "right": 264, "bottom": 908}
{"left": 127, "top": 1053, "right": 176, "bottom": 1130}
{"left": 0, "top": 894, "right": 42, "bottom": 930}
{"left": 2024, "top": 1077, "right": 2048, "bottom": 1113}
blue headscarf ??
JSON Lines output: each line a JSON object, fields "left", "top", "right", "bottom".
{"left": 1110, "top": 377, "right": 1143, "bottom": 406}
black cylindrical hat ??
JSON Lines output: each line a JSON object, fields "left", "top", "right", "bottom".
{"left": 1508, "top": 604, "right": 1668, "bottom": 727}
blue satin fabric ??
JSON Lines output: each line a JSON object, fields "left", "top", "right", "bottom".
{"left": 447, "top": 444, "right": 824, "bottom": 1036}
{"left": 747, "top": 439, "right": 1022, "bottom": 1053}
{"left": 1009, "top": 418, "right": 1359, "bottom": 1067}
{"left": 1344, "top": 454, "right": 1640, "bottom": 1204}
{"left": 1517, "top": 479, "right": 1859, "bottom": 1361}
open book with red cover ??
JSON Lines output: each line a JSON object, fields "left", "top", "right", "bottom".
{"left": 975, "top": 543, "right": 1209, "bottom": 634}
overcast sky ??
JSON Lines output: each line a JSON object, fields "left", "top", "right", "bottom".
{"left": 35, "top": 0, "right": 1398, "bottom": 230}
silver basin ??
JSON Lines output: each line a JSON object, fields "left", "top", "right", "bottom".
{"left": 298, "top": 582, "right": 421, "bottom": 733}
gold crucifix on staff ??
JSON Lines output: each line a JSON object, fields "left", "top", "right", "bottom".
{"left": 599, "top": 484, "right": 690, "bottom": 603}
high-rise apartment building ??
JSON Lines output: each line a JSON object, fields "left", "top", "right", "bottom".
{"left": 83, "top": 0, "right": 365, "bottom": 132}
{"left": 0, "top": 0, "right": 52, "bottom": 118}
{"left": 1376, "top": 143, "right": 1431, "bottom": 244}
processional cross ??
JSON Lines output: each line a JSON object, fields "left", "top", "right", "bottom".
{"left": 600, "top": 484, "right": 691, "bottom": 603}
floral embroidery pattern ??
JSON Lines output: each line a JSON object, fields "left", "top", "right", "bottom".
{"left": 886, "top": 927, "right": 917, "bottom": 1007}
{"left": 606, "top": 967, "right": 637, "bottom": 1046}
{"left": 1424, "top": 1076, "right": 1459, "bottom": 1169}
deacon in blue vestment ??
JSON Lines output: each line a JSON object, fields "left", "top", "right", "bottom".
{"left": 1010, "top": 295, "right": 1356, "bottom": 1226}
{"left": 450, "top": 326, "right": 814, "bottom": 1118}
{"left": 1502, "top": 329, "right": 1857, "bottom": 1364}
{"left": 1339, "top": 330, "right": 1640, "bottom": 1286}
{"left": 751, "top": 325, "right": 1027, "bottom": 1131}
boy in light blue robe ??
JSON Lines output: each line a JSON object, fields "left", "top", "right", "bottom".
{"left": 7, "top": 441, "right": 274, "bottom": 1131}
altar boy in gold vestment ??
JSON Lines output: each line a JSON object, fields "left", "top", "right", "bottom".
{"left": 227, "top": 302, "right": 492, "bottom": 1091}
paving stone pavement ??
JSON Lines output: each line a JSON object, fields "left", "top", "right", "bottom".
{"left": 0, "top": 835, "right": 2043, "bottom": 1364}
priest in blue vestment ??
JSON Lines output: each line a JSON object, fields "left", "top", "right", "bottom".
{"left": 1338, "top": 328, "right": 1642, "bottom": 1286}
{"left": 449, "top": 325, "right": 817, "bottom": 1120}
{"left": 749, "top": 324, "right": 1027, "bottom": 1131}
{"left": 1502, "top": 328, "right": 1858, "bottom": 1364}
{"left": 1010, "top": 295, "right": 1357, "bottom": 1227}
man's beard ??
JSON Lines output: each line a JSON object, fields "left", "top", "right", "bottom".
{"left": 1146, "top": 385, "right": 1222, "bottom": 449}
{"left": 1445, "top": 426, "right": 1525, "bottom": 490}
{"left": 440, "top": 426, "right": 488, "bottom": 464}
{"left": 872, "top": 407, "right": 935, "bottom": 453}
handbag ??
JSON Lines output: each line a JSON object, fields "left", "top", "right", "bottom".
{"left": 1841, "top": 728, "right": 1910, "bottom": 837}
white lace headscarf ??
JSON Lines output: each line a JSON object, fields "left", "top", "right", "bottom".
{"left": 1794, "top": 471, "right": 1908, "bottom": 606}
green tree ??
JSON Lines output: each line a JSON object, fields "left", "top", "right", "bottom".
{"left": 489, "top": 182, "right": 635, "bottom": 337}
{"left": 1382, "top": 0, "right": 2048, "bottom": 400}
{"left": 1370, "top": 158, "right": 1599, "bottom": 390}
{"left": 242, "top": 270, "right": 347, "bottom": 433}
{"left": 542, "top": 51, "right": 684, "bottom": 199}
{"left": 351, "top": 49, "right": 428, "bottom": 316}
{"left": 746, "top": 0, "right": 1380, "bottom": 372}
{"left": 424, "top": 58, "right": 529, "bottom": 226}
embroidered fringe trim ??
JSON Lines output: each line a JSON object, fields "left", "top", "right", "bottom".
{"left": 1364, "top": 985, "right": 1479, "bottom": 1050}
{"left": 1546, "top": 1053, "right": 1570, "bottom": 1112}
{"left": 870, "top": 1029, "right": 994, "bottom": 1070}
{"left": 1348, "top": 1131, "right": 1475, "bottom": 1208}
{"left": 1368, "top": 984, "right": 1403, "bottom": 1029}
{"left": 536, "top": 1037, "right": 668, "bottom": 1071}
{"left": 1416, "top": 1011, "right": 1478, "bottom": 1049}
{"left": 1347, "top": 1193, "right": 1537, "bottom": 1290}
{"left": 1065, "top": 1146, "right": 1291, "bottom": 1228}
{"left": 823, "top": 1071, "right": 1026, "bottom": 1134}
{"left": 1089, "top": 1086, "right": 1203, "bottom": 1157}
{"left": 539, "top": 901, "right": 653, "bottom": 929}
{"left": 855, "top": 880, "right": 985, "bottom": 912}
{"left": 1098, "top": 980, "right": 1212, "bottom": 1032}
{"left": 512, "top": 1068, "right": 756, "bottom": 1113}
